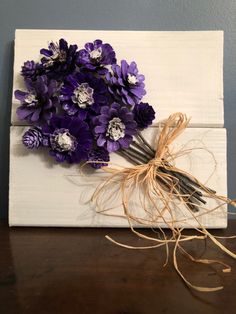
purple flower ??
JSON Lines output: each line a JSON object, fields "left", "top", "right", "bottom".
{"left": 106, "top": 60, "right": 146, "bottom": 106}
{"left": 21, "top": 61, "right": 44, "bottom": 81}
{"left": 42, "top": 116, "right": 92, "bottom": 164}
{"left": 60, "top": 72, "right": 108, "bottom": 119}
{"left": 88, "top": 147, "right": 110, "bottom": 169}
{"left": 133, "top": 102, "right": 155, "bottom": 129}
{"left": 22, "top": 127, "right": 43, "bottom": 149}
{"left": 94, "top": 103, "right": 137, "bottom": 153}
{"left": 40, "top": 39, "right": 78, "bottom": 80}
{"left": 76, "top": 39, "right": 116, "bottom": 75}
{"left": 15, "top": 75, "right": 59, "bottom": 123}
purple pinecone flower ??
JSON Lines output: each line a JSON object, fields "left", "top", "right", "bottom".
{"left": 106, "top": 60, "right": 146, "bottom": 106}
{"left": 94, "top": 103, "right": 137, "bottom": 153}
{"left": 22, "top": 127, "right": 43, "bottom": 149}
{"left": 88, "top": 147, "right": 110, "bottom": 169}
{"left": 133, "top": 102, "right": 156, "bottom": 129}
{"left": 60, "top": 72, "right": 108, "bottom": 119}
{"left": 21, "top": 61, "right": 44, "bottom": 81}
{"left": 15, "top": 75, "right": 59, "bottom": 123}
{"left": 76, "top": 39, "right": 116, "bottom": 75}
{"left": 40, "top": 38, "right": 78, "bottom": 80}
{"left": 42, "top": 115, "right": 92, "bottom": 164}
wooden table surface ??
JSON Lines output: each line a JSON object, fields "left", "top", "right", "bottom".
{"left": 1, "top": 220, "right": 236, "bottom": 314}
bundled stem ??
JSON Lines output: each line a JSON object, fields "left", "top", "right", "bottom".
{"left": 120, "top": 133, "right": 212, "bottom": 213}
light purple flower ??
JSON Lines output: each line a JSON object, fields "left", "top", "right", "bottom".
{"left": 94, "top": 103, "right": 137, "bottom": 152}
{"left": 106, "top": 60, "right": 146, "bottom": 106}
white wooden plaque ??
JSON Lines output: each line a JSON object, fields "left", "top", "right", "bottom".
{"left": 9, "top": 30, "right": 227, "bottom": 228}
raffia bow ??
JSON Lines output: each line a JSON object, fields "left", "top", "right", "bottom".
{"left": 91, "top": 112, "right": 236, "bottom": 292}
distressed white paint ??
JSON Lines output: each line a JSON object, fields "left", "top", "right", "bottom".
{"left": 9, "top": 30, "right": 227, "bottom": 228}
{"left": 9, "top": 126, "right": 227, "bottom": 228}
{"left": 12, "top": 30, "right": 224, "bottom": 127}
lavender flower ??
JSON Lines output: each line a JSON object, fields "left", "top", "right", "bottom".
{"left": 133, "top": 102, "right": 155, "bottom": 129}
{"left": 15, "top": 75, "right": 59, "bottom": 123}
{"left": 60, "top": 72, "right": 108, "bottom": 119}
{"left": 76, "top": 39, "right": 116, "bottom": 75}
{"left": 40, "top": 38, "right": 78, "bottom": 79}
{"left": 106, "top": 60, "right": 146, "bottom": 106}
{"left": 94, "top": 103, "right": 137, "bottom": 152}
{"left": 22, "top": 127, "right": 43, "bottom": 149}
{"left": 88, "top": 147, "right": 110, "bottom": 169}
{"left": 42, "top": 116, "right": 92, "bottom": 164}
{"left": 21, "top": 61, "right": 44, "bottom": 81}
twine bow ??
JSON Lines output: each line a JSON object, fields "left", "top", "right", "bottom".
{"left": 91, "top": 112, "right": 236, "bottom": 292}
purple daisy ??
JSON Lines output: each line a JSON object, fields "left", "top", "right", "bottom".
{"left": 42, "top": 116, "right": 92, "bottom": 164}
{"left": 76, "top": 39, "right": 116, "bottom": 75}
{"left": 94, "top": 103, "right": 137, "bottom": 153}
{"left": 106, "top": 60, "right": 146, "bottom": 106}
{"left": 15, "top": 75, "right": 59, "bottom": 123}
{"left": 21, "top": 61, "right": 44, "bottom": 81}
{"left": 60, "top": 72, "right": 108, "bottom": 119}
{"left": 132, "top": 102, "right": 156, "bottom": 129}
{"left": 40, "top": 38, "right": 78, "bottom": 80}
{"left": 88, "top": 147, "right": 110, "bottom": 169}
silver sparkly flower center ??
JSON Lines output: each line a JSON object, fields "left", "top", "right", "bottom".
{"left": 51, "top": 129, "right": 77, "bottom": 152}
{"left": 127, "top": 74, "right": 138, "bottom": 85}
{"left": 25, "top": 93, "right": 38, "bottom": 107}
{"left": 71, "top": 83, "right": 94, "bottom": 108}
{"left": 89, "top": 47, "right": 102, "bottom": 61}
{"left": 106, "top": 117, "right": 125, "bottom": 141}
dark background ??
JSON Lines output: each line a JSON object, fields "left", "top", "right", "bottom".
{"left": 0, "top": 0, "right": 236, "bottom": 220}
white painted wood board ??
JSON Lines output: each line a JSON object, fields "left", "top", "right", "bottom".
{"left": 9, "top": 126, "right": 227, "bottom": 228}
{"left": 12, "top": 30, "right": 224, "bottom": 127}
{"left": 9, "top": 30, "right": 227, "bottom": 228}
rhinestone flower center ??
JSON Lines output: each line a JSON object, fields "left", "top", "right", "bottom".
{"left": 127, "top": 74, "right": 138, "bottom": 85}
{"left": 25, "top": 93, "right": 39, "bottom": 107}
{"left": 106, "top": 117, "right": 125, "bottom": 141}
{"left": 51, "top": 129, "right": 77, "bottom": 152}
{"left": 89, "top": 47, "right": 102, "bottom": 61}
{"left": 71, "top": 83, "right": 94, "bottom": 108}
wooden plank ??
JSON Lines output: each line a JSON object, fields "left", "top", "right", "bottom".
{"left": 9, "top": 126, "right": 227, "bottom": 228}
{"left": 11, "top": 30, "right": 224, "bottom": 127}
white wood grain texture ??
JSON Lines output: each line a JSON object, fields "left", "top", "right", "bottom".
{"left": 9, "top": 126, "right": 227, "bottom": 228}
{"left": 11, "top": 30, "right": 224, "bottom": 127}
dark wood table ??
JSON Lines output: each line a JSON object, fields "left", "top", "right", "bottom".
{"left": 1, "top": 220, "right": 236, "bottom": 314}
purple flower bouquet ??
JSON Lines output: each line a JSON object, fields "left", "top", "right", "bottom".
{"left": 15, "top": 38, "right": 210, "bottom": 212}
{"left": 14, "top": 37, "right": 236, "bottom": 292}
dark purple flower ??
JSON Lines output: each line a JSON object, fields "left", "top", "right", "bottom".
{"left": 21, "top": 61, "right": 44, "bottom": 81}
{"left": 60, "top": 72, "right": 108, "bottom": 119}
{"left": 40, "top": 39, "right": 78, "bottom": 80}
{"left": 42, "top": 115, "right": 92, "bottom": 164}
{"left": 88, "top": 147, "right": 110, "bottom": 169}
{"left": 106, "top": 60, "right": 146, "bottom": 106}
{"left": 133, "top": 102, "right": 155, "bottom": 129}
{"left": 76, "top": 39, "right": 116, "bottom": 75}
{"left": 15, "top": 75, "right": 59, "bottom": 123}
{"left": 94, "top": 103, "right": 137, "bottom": 153}
{"left": 22, "top": 127, "right": 43, "bottom": 149}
